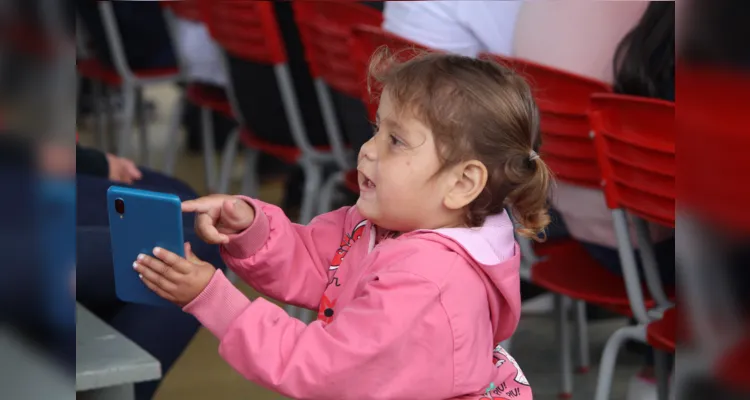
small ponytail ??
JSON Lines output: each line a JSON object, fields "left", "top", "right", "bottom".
{"left": 504, "top": 151, "right": 553, "bottom": 241}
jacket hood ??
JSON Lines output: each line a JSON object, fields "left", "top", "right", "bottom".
{"left": 418, "top": 212, "right": 522, "bottom": 343}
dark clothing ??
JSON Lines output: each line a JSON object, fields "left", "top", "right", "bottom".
{"left": 76, "top": 145, "right": 109, "bottom": 177}
{"left": 225, "top": 1, "right": 329, "bottom": 148}
{"left": 76, "top": 0, "right": 176, "bottom": 70}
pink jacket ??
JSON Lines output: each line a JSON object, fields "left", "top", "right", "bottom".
{"left": 184, "top": 198, "right": 532, "bottom": 400}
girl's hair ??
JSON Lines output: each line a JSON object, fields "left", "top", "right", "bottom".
{"left": 613, "top": 1, "right": 675, "bottom": 99}
{"left": 368, "top": 47, "right": 552, "bottom": 240}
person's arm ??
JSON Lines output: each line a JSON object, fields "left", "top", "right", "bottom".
{"left": 75, "top": 145, "right": 109, "bottom": 178}
{"left": 220, "top": 198, "right": 351, "bottom": 310}
{"left": 184, "top": 255, "right": 455, "bottom": 399}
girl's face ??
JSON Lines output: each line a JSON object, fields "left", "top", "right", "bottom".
{"left": 356, "top": 90, "right": 458, "bottom": 231}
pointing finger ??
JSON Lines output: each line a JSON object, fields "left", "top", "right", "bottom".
{"left": 182, "top": 199, "right": 213, "bottom": 213}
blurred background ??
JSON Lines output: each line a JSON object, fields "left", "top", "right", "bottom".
{"left": 0, "top": 0, "right": 748, "bottom": 399}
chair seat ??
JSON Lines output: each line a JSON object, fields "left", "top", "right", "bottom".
{"left": 77, "top": 58, "right": 179, "bottom": 86}
{"left": 646, "top": 307, "right": 676, "bottom": 352}
{"left": 185, "top": 83, "right": 234, "bottom": 117}
{"left": 530, "top": 239, "right": 672, "bottom": 316}
{"left": 239, "top": 128, "right": 331, "bottom": 165}
{"left": 344, "top": 169, "right": 360, "bottom": 193}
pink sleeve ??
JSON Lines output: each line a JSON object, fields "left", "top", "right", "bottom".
{"left": 184, "top": 267, "right": 456, "bottom": 400}
{"left": 220, "top": 197, "right": 350, "bottom": 310}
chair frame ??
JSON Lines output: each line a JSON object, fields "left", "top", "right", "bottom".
{"left": 201, "top": 1, "right": 338, "bottom": 225}
{"left": 587, "top": 93, "right": 675, "bottom": 400}
{"left": 290, "top": 3, "right": 383, "bottom": 215}
{"left": 483, "top": 53, "right": 612, "bottom": 398}
{"left": 80, "top": 1, "right": 184, "bottom": 167}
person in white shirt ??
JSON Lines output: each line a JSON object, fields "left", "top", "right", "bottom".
{"left": 172, "top": 16, "right": 227, "bottom": 87}
{"left": 383, "top": 1, "right": 522, "bottom": 57}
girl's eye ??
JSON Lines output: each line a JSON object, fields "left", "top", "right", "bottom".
{"left": 370, "top": 123, "right": 379, "bottom": 135}
{"left": 389, "top": 135, "right": 402, "bottom": 146}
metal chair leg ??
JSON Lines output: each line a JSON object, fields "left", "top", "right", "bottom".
{"left": 105, "top": 87, "right": 117, "bottom": 154}
{"left": 654, "top": 349, "right": 671, "bottom": 400}
{"left": 240, "top": 148, "right": 261, "bottom": 198}
{"left": 135, "top": 88, "right": 150, "bottom": 167}
{"left": 318, "top": 171, "right": 344, "bottom": 215}
{"left": 117, "top": 83, "right": 137, "bottom": 160}
{"left": 163, "top": 90, "right": 185, "bottom": 175}
{"left": 594, "top": 325, "right": 646, "bottom": 400}
{"left": 555, "top": 294, "right": 573, "bottom": 398}
{"left": 217, "top": 127, "right": 240, "bottom": 194}
{"left": 298, "top": 161, "right": 324, "bottom": 224}
{"left": 201, "top": 108, "right": 218, "bottom": 192}
{"left": 92, "top": 80, "right": 108, "bottom": 151}
{"left": 574, "top": 300, "right": 590, "bottom": 373}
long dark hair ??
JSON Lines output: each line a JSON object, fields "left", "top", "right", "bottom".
{"left": 612, "top": 2, "right": 675, "bottom": 99}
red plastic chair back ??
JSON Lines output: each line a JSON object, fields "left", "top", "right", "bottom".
{"left": 292, "top": 2, "right": 382, "bottom": 98}
{"left": 680, "top": 65, "right": 750, "bottom": 233}
{"left": 350, "top": 25, "right": 432, "bottom": 121}
{"left": 484, "top": 55, "right": 612, "bottom": 188}
{"left": 161, "top": 0, "right": 202, "bottom": 22}
{"left": 589, "top": 93, "right": 675, "bottom": 227}
{"left": 199, "top": 0, "right": 286, "bottom": 65}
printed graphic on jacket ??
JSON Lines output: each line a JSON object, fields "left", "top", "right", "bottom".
{"left": 325, "top": 219, "right": 367, "bottom": 289}
{"left": 480, "top": 381, "right": 510, "bottom": 400}
{"left": 317, "top": 220, "right": 367, "bottom": 324}
{"left": 493, "top": 344, "right": 529, "bottom": 386}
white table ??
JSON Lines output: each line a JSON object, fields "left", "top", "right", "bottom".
{"left": 76, "top": 303, "right": 161, "bottom": 400}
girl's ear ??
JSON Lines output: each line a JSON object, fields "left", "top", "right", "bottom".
{"left": 443, "top": 160, "right": 488, "bottom": 210}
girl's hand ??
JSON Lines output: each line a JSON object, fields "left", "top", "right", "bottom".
{"left": 134, "top": 242, "right": 216, "bottom": 307}
{"left": 182, "top": 195, "right": 256, "bottom": 245}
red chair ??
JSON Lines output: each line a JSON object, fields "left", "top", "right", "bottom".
{"left": 292, "top": 2, "right": 382, "bottom": 214}
{"left": 350, "top": 25, "right": 432, "bottom": 122}
{"left": 480, "top": 53, "right": 616, "bottom": 398}
{"left": 588, "top": 93, "right": 675, "bottom": 400}
{"left": 316, "top": 26, "right": 434, "bottom": 210}
{"left": 646, "top": 307, "right": 676, "bottom": 354}
{"left": 679, "top": 65, "right": 750, "bottom": 395}
{"left": 199, "top": 0, "right": 337, "bottom": 224}
{"left": 160, "top": 0, "right": 238, "bottom": 193}
{"left": 76, "top": 1, "right": 182, "bottom": 165}
{"left": 484, "top": 55, "right": 614, "bottom": 188}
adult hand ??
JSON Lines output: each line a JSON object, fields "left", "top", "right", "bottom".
{"left": 106, "top": 153, "right": 142, "bottom": 184}
{"left": 134, "top": 242, "right": 216, "bottom": 307}
{"left": 181, "top": 195, "right": 255, "bottom": 245}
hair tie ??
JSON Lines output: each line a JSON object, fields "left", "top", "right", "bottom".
{"left": 529, "top": 150, "right": 540, "bottom": 161}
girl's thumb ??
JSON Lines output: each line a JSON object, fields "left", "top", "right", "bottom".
{"left": 184, "top": 242, "right": 200, "bottom": 263}
{"left": 222, "top": 198, "right": 250, "bottom": 227}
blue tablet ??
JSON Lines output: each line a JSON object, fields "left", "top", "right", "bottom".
{"left": 38, "top": 177, "right": 75, "bottom": 330}
{"left": 107, "top": 186, "right": 184, "bottom": 307}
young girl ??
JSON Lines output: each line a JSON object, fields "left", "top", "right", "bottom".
{"left": 134, "top": 50, "right": 551, "bottom": 400}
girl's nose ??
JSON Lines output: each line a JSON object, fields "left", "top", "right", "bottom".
{"left": 358, "top": 136, "right": 377, "bottom": 161}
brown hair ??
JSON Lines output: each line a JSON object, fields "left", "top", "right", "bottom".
{"left": 368, "top": 47, "right": 553, "bottom": 240}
